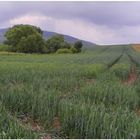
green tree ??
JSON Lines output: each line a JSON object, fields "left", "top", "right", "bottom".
{"left": 46, "top": 34, "right": 65, "bottom": 53}
{"left": 17, "top": 34, "right": 45, "bottom": 53}
{"left": 60, "top": 42, "right": 71, "bottom": 49}
{"left": 74, "top": 40, "right": 83, "bottom": 52}
{"left": 4, "top": 24, "right": 45, "bottom": 53}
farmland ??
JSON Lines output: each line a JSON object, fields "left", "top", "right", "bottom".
{"left": 0, "top": 44, "right": 140, "bottom": 138}
{"left": 133, "top": 44, "right": 140, "bottom": 52}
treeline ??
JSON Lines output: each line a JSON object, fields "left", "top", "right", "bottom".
{"left": 3, "top": 24, "right": 83, "bottom": 54}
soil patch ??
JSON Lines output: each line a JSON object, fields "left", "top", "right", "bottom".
{"left": 124, "top": 65, "right": 137, "bottom": 85}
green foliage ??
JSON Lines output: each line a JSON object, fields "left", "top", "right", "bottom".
{"left": 4, "top": 24, "right": 45, "bottom": 53}
{"left": 46, "top": 34, "right": 65, "bottom": 53}
{"left": 0, "top": 44, "right": 12, "bottom": 52}
{"left": 17, "top": 33, "right": 45, "bottom": 53}
{"left": 74, "top": 40, "right": 83, "bottom": 52}
{"left": 45, "top": 34, "right": 82, "bottom": 54}
{"left": 4, "top": 24, "right": 83, "bottom": 54}
{"left": 70, "top": 47, "right": 78, "bottom": 53}
{"left": 60, "top": 42, "right": 71, "bottom": 49}
{"left": 56, "top": 48, "right": 73, "bottom": 54}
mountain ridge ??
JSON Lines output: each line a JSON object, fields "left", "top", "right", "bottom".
{"left": 0, "top": 28, "right": 96, "bottom": 47}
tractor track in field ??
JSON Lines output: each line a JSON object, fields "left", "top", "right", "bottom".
{"left": 107, "top": 48, "right": 125, "bottom": 69}
{"left": 106, "top": 47, "right": 138, "bottom": 85}
{"left": 126, "top": 52, "right": 139, "bottom": 67}
{"left": 84, "top": 48, "right": 126, "bottom": 84}
{"left": 84, "top": 47, "right": 139, "bottom": 86}
{"left": 98, "top": 45, "right": 112, "bottom": 53}
{"left": 107, "top": 53, "right": 123, "bottom": 69}
{"left": 123, "top": 53, "right": 139, "bottom": 85}
{"left": 105, "top": 46, "right": 138, "bottom": 86}
{"left": 123, "top": 65, "right": 137, "bottom": 85}
{"left": 91, "top": 45, "right": 113, "bottom": 63}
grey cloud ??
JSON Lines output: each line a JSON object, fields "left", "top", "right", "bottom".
{"left": 0, "top": 1, "right": 140, "bottom": 44}
{"left": 1, "top": 1, "right": 140, "bottom": 27}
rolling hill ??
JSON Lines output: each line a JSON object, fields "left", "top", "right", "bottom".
{"left": 0, "top": 29, "right": 7, "bottom": 43}
{"left": 0, "top": 28, "right": 96, "bottom": 47}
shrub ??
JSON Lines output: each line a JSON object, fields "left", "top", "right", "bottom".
{"left": 60, "top": 41, "right": 71, "bottom": 49}
{"left": 70, "top": 47, "right": 78, "bottom": 53}
{"left": 0, "top": 44, "right": 12, "bottom": 52}
{"left": 56, "top": 48, "right": 73, "bottom": 54}
{"left": 74, "top": 40, "right": 83, "bottom": 52}
{"left": 46, "top": 34, "right": 65, "bottom": 53}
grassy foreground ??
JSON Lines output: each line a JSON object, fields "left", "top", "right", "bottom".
{"left": 0, "top": 45, "right": 140, "bottom": 138}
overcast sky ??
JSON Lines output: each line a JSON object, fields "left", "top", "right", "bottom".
{"left": 0, "top": 1, "right": 140, "bottom": 45}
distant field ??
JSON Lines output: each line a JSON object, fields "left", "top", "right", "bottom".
{"left": 0, "top": 44, "right": 140, "bottom": 138}
{"left": 132, "top": 44, "right": 140, "bottom": 52}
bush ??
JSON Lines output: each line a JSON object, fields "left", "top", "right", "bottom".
{"left": 46, "top": 34, "right": 65, "bottom": 53}
{"left": 0, "top": 44, "right": 12, "bottom": 52}
{"left": 70, "top": 47, "right": 78, "bottom": 53}
{"left": 60, "top": 42, "right": 71, "bottom": 49}
{"left": 56, "top": 48, "right": 73, "bottom": 54}
{"left": 74, "top": 40, "right": 83, "bottom": 52}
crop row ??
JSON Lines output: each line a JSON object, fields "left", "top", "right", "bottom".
{"left": 0, "top": 63, "right": 140, "bottom": 138}
{"left": 0, "top": 45, "right": 139, "bottom": 138}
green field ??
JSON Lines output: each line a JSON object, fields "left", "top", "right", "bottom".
{"left": 0, "top": 44, "right": 140, "bottom": 138}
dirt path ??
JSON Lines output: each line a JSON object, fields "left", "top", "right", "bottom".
{"left": 7, "top": 112, "right": 49, "bottom": 138}
{"left": 124, "top": 65, "right": 137, "bottom": 85}
{"left": 40, "top": 116, "right": 61, "bottom": 139}
{"left": 17, "top": 114, "right": 48, "bottom": 138}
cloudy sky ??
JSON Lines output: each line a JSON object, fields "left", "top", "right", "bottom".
{"left": 0, "top": 1, "right": 140, "bottom": 45}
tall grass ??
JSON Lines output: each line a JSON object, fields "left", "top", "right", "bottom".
{"left": 0, "top": 104, "right": 37, "bottom": 139}
{"left": 0, "top": 44, "right": 139, "bottom": 138}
